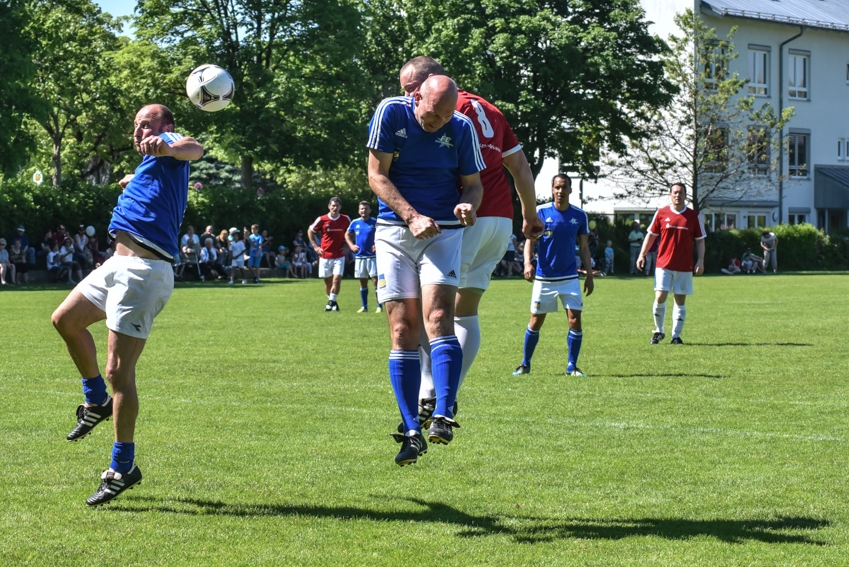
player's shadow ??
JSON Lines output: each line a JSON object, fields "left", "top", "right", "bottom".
{"left": 109, "top": 496, "right": 828, "bottom": 545}
{"left": 601, "top": 372, "right": 726, "bottom": 379}
{"left": 687, "top": 342, "right": 812, "bottom": 347}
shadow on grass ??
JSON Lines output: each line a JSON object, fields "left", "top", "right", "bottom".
{"left": 600, "top": 373, "right": 726, "bottom": 379}
{"left": 687, "top": 342, "right": 812, "bottom": 347}
{"left": 108, "top": 496, "right": 828, "bottom": 545}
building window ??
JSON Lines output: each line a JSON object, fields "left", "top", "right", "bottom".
{"left": 707, "top": 213, "right": 737, "bottom": 231}
{"left": 789, "top": 54, "right": 809, "bottom": 99}
{"left": 705, "top": 127, "right": 728, "bottom": 172}
{"left": 840, "top": 138, "right": 846, "bottom": 161}
{"left": 788, "top": 133, "right": 809, "bottom": 178}
{"left": 846, "top": 63, "right": 849, "bottom": 83}
{"left": 748, "top": 127, "right": 770, "bottom": 175}
{"left": 789, "top": 214, "right": 807, "bottom": 225}
{"left": 704, "top": 45, "right": 726, "bottom": 90}
{"left": 747, "top": 215, "right": 767, "bottom": 228}
{"left": 748, "top": 49, "right": 769, "bottom": 95}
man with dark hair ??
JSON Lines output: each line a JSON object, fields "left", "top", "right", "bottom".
{"left": 345, "top": 201, "right": 381, "bottom": 313}
{"left": 398, "top": 56, "right": 544, "bottom": 428}
{"left": 309, "top": 196, "right": 351, "bottom": 311}
{"left": 637, "top": 182, "right": 706, "bottom": 345}
{"left": 51, "top": 104, "right": 203, "bottom": 505}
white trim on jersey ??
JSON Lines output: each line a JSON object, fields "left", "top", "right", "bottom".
{"left": 309, "top": 216, "right": 323, "bottom": 232}
{"left": 502, "top": 144, "right": 522, "bottom": 158}
{"left": 647, "top": 209, "right": 661, "bottom": 236}
{"left": 453, "top": 110, "right": 487, "bottom": 173}
{"left": 367, "top": 96, "right": 408, "bottom": 149}
{"left": 160, "top": 132, "right": 184, "bottom": 144}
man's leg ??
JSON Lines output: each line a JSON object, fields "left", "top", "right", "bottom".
{"left": 372, "top": 277, "right": 382, "bottom": 311}
{"left": 653, "top": 289, "right": 669, "bottom": 335}
{"left": 517, "top": 313, "right": 546, "bottom": 372}
{"left": 566, "top": 308, "right": 583, "bottom": 374}
{"left": 454, "top": 288, "right": 483, "bottom": 389}
{"left": 422, "top": 284, "right": 461, "bottom": 423}
{"left": 630, "top": 247, "right": 638, "bottom": 274}
{"left": 671, "top": 294, "right": 686, "bottom": 341}
{"left": 358, "top": 277, "right": 369, "bottom": 311}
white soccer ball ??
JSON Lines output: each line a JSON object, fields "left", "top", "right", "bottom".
{"left": 186, "top": 64, "right": 234, "bottom": 112}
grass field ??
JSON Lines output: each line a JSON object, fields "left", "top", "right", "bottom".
{"left": 2, "top": 273, "right": 849, "bottom": 566}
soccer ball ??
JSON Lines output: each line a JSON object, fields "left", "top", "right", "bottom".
{"left": 186, "top": 64, "right": 234, "bottom": 112}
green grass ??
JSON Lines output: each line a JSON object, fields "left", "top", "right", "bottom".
{"left": 2, "top": 274, "right": 849, "bottom": 566}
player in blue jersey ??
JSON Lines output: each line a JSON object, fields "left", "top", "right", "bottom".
{"left": 345, "top": 201, "right": 382, "bottom": 313}
{"left": 51, "top": 104, "right": 203, "bottom": 506}
{"left": 367, "top": 75, "right": 484, "bottom": 466}
{"left": 513, "top": 174, "right": 594, "bottom": 377}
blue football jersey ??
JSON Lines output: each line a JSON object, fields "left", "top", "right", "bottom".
{"left": 535, "top": 203, "right": 589, "bottom": 281}
{"left": 366, "top": 96, "right": 485, "bottom": 226}
{"left": 348, "top": 217, "right": 376, "bottom": 258}
{"left": 108, "top": 132, "right": 190, "bottom": 260}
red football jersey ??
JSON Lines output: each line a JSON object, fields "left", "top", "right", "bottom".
{"left": 648, "top": 205, "right": 706, "bottom": 272}
{"left": 309, "top": 214, "right": 351, "bottom": 259}
{"left": 456, "top": 90, "right": 522, "bottom": 219}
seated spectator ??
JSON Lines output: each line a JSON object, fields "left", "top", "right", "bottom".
{"left": 216, "top": 229, "right": 231, "bottom": 267}
{"left": 47, "top": 242, "right": 70, "bottom": 282}
{"left": 72, "top": 224, "right": 90, "bottom": 271}
{"left": 9, "top": 239, "right": 28, "bottom": 284}
{"left": 741, "top": 247, "right": 765, "bottom": 274}
{"left": 52, "top": 225, "right": 69, "bottom": 250}
{"left": 12, "top": 225, "right": 35, "bottom": 266}
{"left": 103, "top": 235, "right": 116, "bottom": 263}
{"left": 261, "top": 229, "right": 275, "bottom": 268}
{"left": 721, "top": 257, "right": 742, "bottom": 275}
{"left": 198, "top": 225, "right": 216, "bottom": 250}
{"left": 37, "top": 229, "right": 54, "bottom": 267}
{"left": 275, "top": 246, "right": 294, "bottom": 277}
{"left": 178, "top": 225, "right": 200, "bottom": 280}
{"left": 293, "top": 229, "right": 316, "bottom": 263}
{"left": 228, "top": 230, "right": 247, "bottom": 284}
{"left": 59, "top": 236, "right": 83, "bottom": 284}
{"left": 0, "top": 238, "right": 15, "bottom": 285}
{"left": 291, "top": 244, "right": 310, "bottom": 279}
{"left": 86, "top": 228, "right": 104, "bottom": 267}
{"left": 199, "top": 239, "right": 225, "bottom": 281}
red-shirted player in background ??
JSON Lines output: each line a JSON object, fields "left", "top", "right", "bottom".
{"left": 308, "top": 196, "right": 351, "bottom": 311}
{"left": 637, "top": 183, "right": 706, "bottom": 345}
{"left": 399, "top": 57, "right": 544, "bottom": 423}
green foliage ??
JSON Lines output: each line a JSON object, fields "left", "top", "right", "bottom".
{"left": 363, "top": 0, "right": 674, "bottom": 179}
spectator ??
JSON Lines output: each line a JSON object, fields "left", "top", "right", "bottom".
{"left": 0, "top": 238, "right": 15, "bottom": 285}
{"left": 178, "top": 225, "right": 200, "bottom": 280}
{"left": 59, "top": 236, "right": 83, "bottom": 284}
{"left": 72, "top": 224, "right": 91, "bottom": 271}
{"left": 199, "top": 238, "right": 225, "bottom": 281}
{"left": 627, "top": 220, "right": 644, "bottom": 274}
{"left": 37, "top": 229, "right": 54, "bottom": 267}
{"left": 103, "top": 235, "right": 116, "bottom": 263}
{"left": 12, "top": 225, "right": 35, "bottom": 266}
{"left": 721, "top": 257, "right": 742, "bottom": 275}
{"left": 741, "top": 247, "right": 765, "bottom": 274}
{"left": 291, "top": 244, "right": 310, "bottom": 278}
{"left": 587, "top": 223, "right": 599, "bottom": 264}
{"left": 275, "top": 246, "right": 294, "bottom": 277}
{"left": 47, "top": 242, "right": 69, "bottom": 282}
{"left": 293, "top": 229, "right": 314, "bottom": 262}
{"left": 643, "top": 236, "right": 659, "bottom": 276}
{"left": 228, "top": 230, "right": 247, "bottom": 284}
{"left": 198, "top": 225, "right": 216, "bottom": 249}
{"left": 9, "top": 238, "right": 28, "bottom": 284}
{"left": 498, "top": 233, "right": 518, "bottom": 276}
{"left": 216, "top": 229, "right": 230, "bottom": 267}
{"left": 86, "top": 228, "right": 105, "bottom": 267}
{"left": 604, "top": 240, "right": 615, "bottom": 275}
{"left": 52, "top": 224, "right": 69, "bottom": 249}
{"left": 260, "top": 229, "right": 275, "bottom": 268}
{"left": 760, "top": 229, "right": 778, "bottom": 273}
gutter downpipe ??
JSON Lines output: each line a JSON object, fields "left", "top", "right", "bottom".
{"left": 778, "top": 26, "right": 804, "bottom": 224}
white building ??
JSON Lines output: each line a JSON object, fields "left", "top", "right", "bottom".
{"left": 547, "top": 0, "right": 849, "bottom": 233}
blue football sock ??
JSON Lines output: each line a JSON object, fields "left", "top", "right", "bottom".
{"left": 375, "top": 291, "right": 381, "bottom": 309}
{"left": 359, "top": 287, "right": 368, "bottom": 309}
{"left": 389, "top": 350, "right": 421, "bottom": 433}
{"left": 430, "top": 335, "right": 462, "bottom": 419}
{"left": 81, "top": 375, "right": 108, "bottom": 406}
{"left": 567, "top": 329, "right": 583, "bottom": 369}
{"left": 522, "top": 327, "right": 540, "bottom": 369}
{"left": 110, "top": 442, "right": 135, "bottom": 474}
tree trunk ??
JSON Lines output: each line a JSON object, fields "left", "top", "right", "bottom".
{"left": 52, "top": 139, "right": 62, "bottom": 187}
{"left": 241, "top": 156, "right": 253, "bottom": 189}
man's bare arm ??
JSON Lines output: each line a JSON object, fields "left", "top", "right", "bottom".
{"left": 456, "top": 172, "right": 483, "bottom": 227}
{"left": 503, "top": 149, "right": 544, "bottom": 240}
{"left": 138, "top": 136, "right": 204, "bottom": 161}
{"left": 695, "top": 238, "right": 705, "bottom": 275}
{"left": 636, "top": 233, "right": 658, "bottom": 271}
{"left": 578, "top": 233, "right": 594, "bottom": 296}
{"left": 368, "top": 149, "right": 439, "bottom": 239}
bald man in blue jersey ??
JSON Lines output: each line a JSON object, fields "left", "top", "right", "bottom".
{"left": 52, "top": 104, "right": 203, "bottom": 505}
{"left": 367, "top": 76, "right": 484, "bottom": 466}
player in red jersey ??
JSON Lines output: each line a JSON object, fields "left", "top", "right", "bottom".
{"left": 308, "top": 196, "right": 351, "bottom": 311}
{"left": 399, "top": 56, "right": 544, "bottom": 423}
{"left": 637, "top": 183, "right": 706, "bottom": 345}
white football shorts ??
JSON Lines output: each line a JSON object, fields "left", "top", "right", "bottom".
{"left": 231, "top": 255, "right": 245, "bottom": 268}
{"left": 77, "top": 254, "right": 174, "bottom": 340}
{"left": 459, "top": 216, "right": 512, "bottom": 291}
{"left": 530, "top": 277, "right": 583, "bottom": 314}
{"left": 319, "top": 257, "right": 344, "bottom": 278}
{"left": 355, "top": 256, "right": 377, "bottom": 279}
{"left": 375, "top": 224, "right": 462, "bottom": 303}
{"left": 654, "top": 267, "right": 693, "bottom": 295}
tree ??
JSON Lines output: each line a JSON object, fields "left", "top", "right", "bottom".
{"left": 602, "top": 9, "right": 794, "bottom": 212}
{"left": 26, "top": 0, "right": 126, "bottom": 186}
{"left": 362, "top": 0, "right": 674, "bottom": 180}
{"left": 135, "top": 0, "right": 371, "bottom": 189}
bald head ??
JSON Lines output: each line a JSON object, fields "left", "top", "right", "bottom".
{"left": 414, "top": 75, "right": 458, "bottom": 133}
{"left": 133, "top": 104, "right": 175, "bottom": 153}
{"left": 399, "top": 56, "right": 446, "bottom": 95}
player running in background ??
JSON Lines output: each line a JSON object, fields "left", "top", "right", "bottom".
{"left": 513, "top": 174, "right": 593, "bottom": 377}
{"left": 637, "top": 182, "right": 705, "bottom": 345}
{"left": 51, "top": 104, "right": 203, "bottom": 505}
{"left": 398, "top": 56, "right": 544, "bottom": 426}
{"left": 345, "top": 201, "right": 382, "bottom": 313}
{"left": 309, "top": 197, "right": 351, "bottom": 311}
{"left": 367, "top": 75, "right": 484, "bottom": 466}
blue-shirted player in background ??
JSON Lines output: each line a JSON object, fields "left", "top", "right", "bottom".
{"left": 513, "top": 174, "right": 594, "bottom": 377}
{"left": 51, "top": 104, "right": 203, "bottom": 505}
{"left": 345, "top": 201, "right": 382, "bottom": 313}
{"left": 367, "top": 75, "right": 484, "bottom": 466}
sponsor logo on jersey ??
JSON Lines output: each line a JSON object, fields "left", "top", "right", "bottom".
{"left": 569, "top": 218, "right": 579, "bottom": 225}
{"left": 395, "top": 128, "right": 407, "bottom": 138}
{"left": 545, "top": 217, "right": 553, "bottom": 223}
{"left": 435, "top": 134, "right": 453, "bottom": 148}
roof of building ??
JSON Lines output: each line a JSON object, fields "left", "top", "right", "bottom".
{"left": 817, "top": 166, "right": 849, "bottom": 186}
{"left": 701, "top": 0, "right": 849, "bottom": 32}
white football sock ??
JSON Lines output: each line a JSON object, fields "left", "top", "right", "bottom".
{"left": 672, "top": 304, "right": 686, "bottom": 338}
{"left": 653, "top": 301, "right": 666, "bottom": 333}
{"left": 418, "top": 340, "right": 435, "bottom": 400}
{"left": 329, "top": 293, "right": 338, "bottom": 301}
{"left": 454, "top": 315, "right": 481, "bottom": 389}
